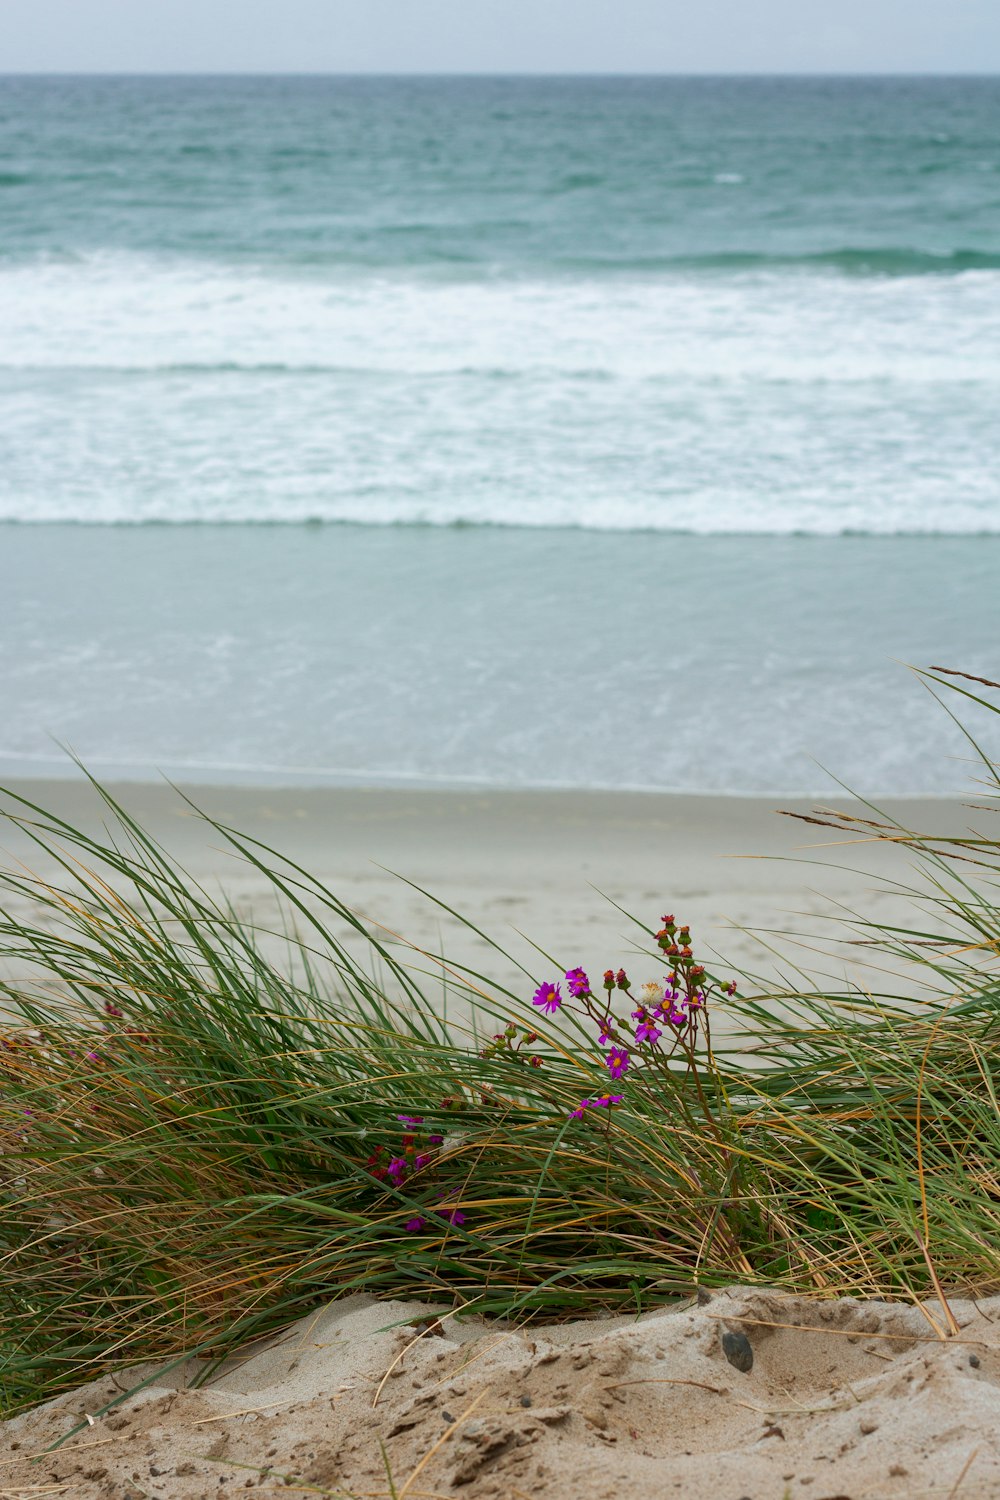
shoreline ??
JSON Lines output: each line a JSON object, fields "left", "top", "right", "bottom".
{"left": 0, "top": 758, "right": 974, "bottom": 797}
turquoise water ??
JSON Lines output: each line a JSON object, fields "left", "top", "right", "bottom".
{"left": 1, "top": 78, "right": 998, "bottom": 790}
{"left": 2, "top": 525, "right": 997, "bottom": 794}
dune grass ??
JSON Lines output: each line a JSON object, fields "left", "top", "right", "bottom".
{"left": 1, "top": 666, "right": 999, "bottom": 1418}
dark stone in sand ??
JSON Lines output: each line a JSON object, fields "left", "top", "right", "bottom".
{"left": 697, "top": 1286, "right": 712, "bottom": 1306}
{"left": 970, "top": 1353, "right": 981, "bottom": 1368}
{"left": 721, "top": 1329, "right": 754, "bottom": 1372}
{"left": 520, "top": 1394, "right": 533, "bottom": 1407}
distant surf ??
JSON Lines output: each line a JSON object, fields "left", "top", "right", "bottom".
{"left": 2, "top": 75, "right": 1000, "bottom": 534}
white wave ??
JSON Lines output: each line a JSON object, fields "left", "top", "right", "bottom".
{"left": 1, "top": 251, "right": 999, "bottom": 531}
{"left": 2, "top": 249, "right": 1000, "bottom": 380}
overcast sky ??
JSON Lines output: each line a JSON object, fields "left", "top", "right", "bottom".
{"left": 1, "top": 0, "right": 998, "bottom": 75}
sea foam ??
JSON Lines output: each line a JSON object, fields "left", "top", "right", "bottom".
{"left": 1, "top": 251, "right": 998, "bottom": 533}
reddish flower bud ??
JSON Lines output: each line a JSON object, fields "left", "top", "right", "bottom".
{"left": 615, "top": 968, "right": 630, "bottom": 990}
{"left": 603, "top": 969, "right": 616, "bottom": 991}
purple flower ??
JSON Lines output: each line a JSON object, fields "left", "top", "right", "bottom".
{"left": 404, "top": 1216, "right": 427, "bottom": 1233}
{"left": 436, "top": 1206, "right": 467, "bottom": 1226}
{"left": 634, "top": 1020, "right": 662, "bottom": 1046}
{"left": 605, "top": 1048, "right": 630, "bottom": 1080}
{"left": 597, "top": 1017, "right": 615, "bottom": 1044}
{"left": 387, "top": 1157, "right": 408, "bottom": 1183}
{"left": 428, "top": 1134, "right": 444, "bottom": 1146}
{"left": 413, "top": 1153, "right": 432, "bottom": 1171}
{"left": 666, "top": 1007, "right": 687, "bottom": 1027}
{"left": 397, "top": 1114, "right": 424, "bottom": 1125}
{"left": 532, "top": 981, "right": 562, "bottom": 1015}
{"left": 571, "top": 1091, "right": 624, "bottom": 1119}
{"left": 565, "top": 967, "right": 591, "bottom": 999}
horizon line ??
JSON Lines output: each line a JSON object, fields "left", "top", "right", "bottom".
{"left": 2, "top": 68, "right": 1000, "bottom": 79}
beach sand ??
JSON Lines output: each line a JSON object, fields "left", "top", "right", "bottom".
{"left": 2, "top": 781, "right": 991, "bottom": 1497}
{"left": 3, "top": 1285, "right": 998, "bottom": 1499}
{"left": 0, "top": 779, "right": 970, "bottom": 1007}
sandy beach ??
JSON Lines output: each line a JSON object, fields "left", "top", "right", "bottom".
{"left": 0, "top": 779, "right": 968, "bottom": 1006}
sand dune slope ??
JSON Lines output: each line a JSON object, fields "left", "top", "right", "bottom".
{"left": 3, "top": 1288, "right": 1000, "bottom": 1499}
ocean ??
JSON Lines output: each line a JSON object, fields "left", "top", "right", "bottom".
{"left": 1, "top": 75, "right": 998, "bottom": 792}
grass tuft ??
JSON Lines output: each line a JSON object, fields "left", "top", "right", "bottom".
{"left": 2, "top": 668, "right": 1000, "bottom": 1416}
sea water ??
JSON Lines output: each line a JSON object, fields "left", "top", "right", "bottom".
{"left": 1, "top": 76, "right": 998, "bottom": 792}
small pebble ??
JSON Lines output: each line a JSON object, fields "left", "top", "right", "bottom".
{"left": 859, "top": 1417, "right": 879, "bottom": 1435}
{"left": 970, "top": 1354, "right": 981, "bottom": 1368}
{"left": 721, "top": 1329, "right": 754, "bottom": 1373}
{"left": 520, "top": 1394, "right": 533, "bottom": 1407}
{"left": 696, "top": 1286, "right": 712, "bottom": 1306}
{"left": 442, "top": 1409, "right": 455, "bottom": 1423}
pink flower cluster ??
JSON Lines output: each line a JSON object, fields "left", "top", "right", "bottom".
{"left": 528, "top": 920, "right": 736, "bottom": 1123}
